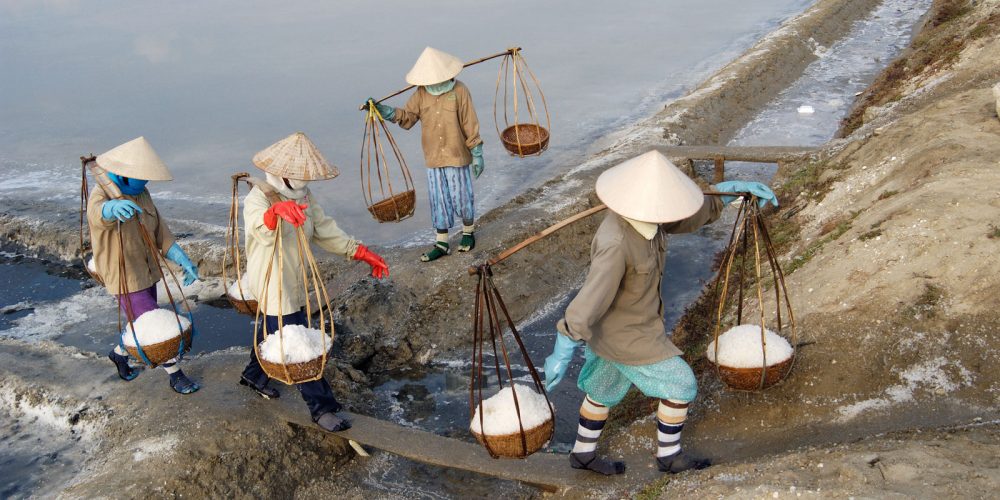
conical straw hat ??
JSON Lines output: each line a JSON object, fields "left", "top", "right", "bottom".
{"left": 252, "top": 132, "right": 339, "bottom": 181}
{"left": 595, "top": 150, "right": 704, "bottom": 223}
{"left": 405, "top": 46, "right": 463, "bottom": 86}
{"left": 96, "top": 136, "right": 173, "bottom": 181}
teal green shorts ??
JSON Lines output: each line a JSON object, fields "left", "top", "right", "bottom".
{"left": 577, "top": 348, "right": 697, "bottom": 407}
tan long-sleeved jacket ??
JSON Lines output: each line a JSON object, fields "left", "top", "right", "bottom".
{"left": 557, "top": 196, "right": 724, "bottom": 365}
{"left": 244, "top": 187, "right": 360, "bottom": 315}
{"left": 87, "top": 186, "right": 174, "bottom": 294}
{"left": 392, "top": 80, "right": 482, "bottom": 168}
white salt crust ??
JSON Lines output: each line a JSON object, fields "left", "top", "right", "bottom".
{"left": 227, "top": 276, "right": 255, "bottom": 301}
{"left": 470, "top": 384, "right": 553, "bottom": 436}
{"left": 706, "top": 324, "right": 793, "bottom": 368}
{"left": 121, "top": 308, "right": 190, "bottom": 346}
{"left": 258, "top": 324, "right": 329, "bottom": 364}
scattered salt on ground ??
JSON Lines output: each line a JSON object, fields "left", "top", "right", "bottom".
{"left": 258, "top": 324, "right": 328, "bottom": 364}
{"left": 797, "top": 104, "right": 815, "bottom": 114}
{"left": 227, "top": 276, "right": 255, "bottom": 301}
{"left": 121, "top": 309, "right": 190, "bottom": 347}
{"left": 706, "top": 324, "right": 793, "bottom": 368}
{"left": 470, "top": 384, "right": 553, "bottom": 436}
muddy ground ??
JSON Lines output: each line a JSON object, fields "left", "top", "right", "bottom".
{"left": 3, "top": 0, "right": 999, "bottom": 497}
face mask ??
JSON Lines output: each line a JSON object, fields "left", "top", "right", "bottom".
{"left": 424, "top": 79, "right": 456, "bottom": 96}
{"left": 286, "top": 178, "right": 309, "bottom": 190}
{"left": 108, "top": 173, "right": 148, "bottom": 195}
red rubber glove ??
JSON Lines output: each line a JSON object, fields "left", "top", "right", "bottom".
{"left": 263, "top": 201, "right": 308, "bottom": 230}
{"left": 353, "top": 245, "right": 389, "bottom": 279}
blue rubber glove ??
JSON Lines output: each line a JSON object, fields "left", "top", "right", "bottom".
{"left": 715, "top": 181, "right": 779, "bottom": 208}
{"left": 543, "top": 334, "right": 582, "bottom": 392}
{"left": 101, "top": 199, "right": 143, "bottom": 222}
{"left": 365, "top": 97, "right": 395, "bottom": 121}
{"left": 165, "top": 243, "right": 199, "bottom": 286}
{"left": 470, "top": 143, "right": 485, "bottom": 179}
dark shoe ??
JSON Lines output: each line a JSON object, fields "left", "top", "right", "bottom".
{"left": 108, "top": 350, "right": 140, "bottom": 381}
{"left": 458, "top": 232, "right": 475, "bottom": 252}
{"left": 569, "top": 451, "right": 626, "bottom": 475}
{"left": 316, "top": 412, "right": 352, "bottom": 432}
{"left": 169, "top": 370, "right": 200, "bottom": 395}
{"left": 420, "top": 242, "right": 450, "bottom": 262}
{"left": 656, "top": 452, "right": 711, "bottom": 473}
{"left": 239, "top": 375, "right": 280, "bottom": 399}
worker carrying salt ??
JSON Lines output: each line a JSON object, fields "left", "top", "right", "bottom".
{"left": 543, "top": 150, "right": 778, "bottom": 475}
{"left": 238, "top": 132, "right": 389, "bottom": 432}
{"left": 365, "top": 46, "right": 485, "bottom": 261}
{"left": 87, "top": 137, "right": 201, "bottom": 394}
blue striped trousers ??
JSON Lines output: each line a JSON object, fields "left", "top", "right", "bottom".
{"left": 427, "top": 165, "right": 475, "bottom": 231}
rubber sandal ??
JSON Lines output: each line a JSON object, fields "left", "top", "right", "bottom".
{"left": 458, "top": 232, "right": 475, "bottom": 252}
{"left": 169, "top": 371, "right": 200, "bottom": 395}
{"left": 316, "top": 412, "right": 352, "bottom": 432}
{"left": 420, "top": 242, "right": 450, "bottom": 262}
{"left": 108, "top": 350, "right": 140, "bottom": 381}
{"left": 656, "top": 451, "right": 711, "bottom": 473}
{"left": 239, "top": 376, "right": 280, "bottom": 399}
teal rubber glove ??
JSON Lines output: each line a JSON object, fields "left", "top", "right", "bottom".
{"left": 101, "top": 199, "right": 143, "bottom": 222}
{"left": 364, "top": 97, "right": 395, "bottom": 121}
{"left": 543, "top": 334, "right": 582, "bottom": 391}
{"left": 165, "top": 243, "right": 199, "bottom": 286}
{"left": 715, "top": 181, "right": 779, "bottom": 208}
{"left": 470, "top": 143, "right": 485, "bottom": 179}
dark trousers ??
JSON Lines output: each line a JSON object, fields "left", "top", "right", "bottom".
{"left": 241, "top": 309, "right": 342, "bottom": 420}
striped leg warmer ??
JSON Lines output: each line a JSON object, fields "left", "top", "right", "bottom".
{"left": 569, "top": 396, "right": 625, "bottom": 475}
{"left": 656, "top": 399, "right": 688, "bottom": 459}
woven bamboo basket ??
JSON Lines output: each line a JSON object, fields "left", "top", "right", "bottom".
{"left": 227, "top": 294, "right": 258, "bottom": 316}
{"left": 500, "top": 124, "right": 549, "bottom": 156}
{"left": 85, "top": 256, "right": 105, "bottom": 287}
{"left": 368, "top": 189, "right": 416, "bottom": 223}
{"left": 710, "top": 356, "right": 794, "bottom": 391}
{"left": 258, "top": 352, "right": 328, "bottom": 385}
{"left": 471, "top": 417, "right": 554, "bottom": 459}
{"left": 124, "top": 325, "right": 193, "bottom": 367}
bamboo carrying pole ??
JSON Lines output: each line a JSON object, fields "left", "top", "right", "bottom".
{"left": 469, "top": 191, "right": 735, "bottom": 275}
{"left": 359, "top": 47, "right": 522, "bottom": 110}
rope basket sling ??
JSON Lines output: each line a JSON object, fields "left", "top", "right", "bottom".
{"left": 361, "top": 101, "right": 415, "bottom": 223}
{"left": 80, "top": 156, "right": 194, "bottom": 367}
{"left": 709, "top": 195, "right": 797, "bottom": 391}
{"left": 494, "top": 48, "right": 551, "bottom": 157}
{"left": 469, "top": 264, "right": 555, "bottom": 458}
{"left": 79, "top": 156, "right": 106, "bottom": 286}
{"left": 248, "top": 179, "right": 335, "bottom": 385}
{"left": 222, "top": 173, "right": 258, "bottom": 315}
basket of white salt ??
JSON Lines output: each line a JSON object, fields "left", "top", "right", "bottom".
{"left": 707, "top": 324, "right": 794, "bottom": 391}
{"left": 710, "top": 194, "right": 797, "bottom": 391}
{"left": 226, "top": 276, "right": 258, "bottom": 316}
{"left": 470, "top": 384, "right": 554, "bottom": 458}
{"left": 257, "top": 324, "right": 331, "bottom": 384}
{"left": 85, "top": 256, "right": 104, "bottom": 286}
{"left": 121, "top": 308, "right": 193, "bottom": 367}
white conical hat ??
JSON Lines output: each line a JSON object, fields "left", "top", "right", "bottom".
{"left": 96, "top": 136, "right": 173, "bottom": 181}
{"left": 405, "top": 46, "right": 463, "bottom": 86}
{"left": 252, "top": 132, "right": 339, "bottom": 181}
{"left": 595, "top": 150, "right": 704, "bottom": 223}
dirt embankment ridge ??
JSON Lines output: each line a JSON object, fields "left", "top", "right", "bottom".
{"left": 634, "top": 0, "right": 1000, "bottom": 497}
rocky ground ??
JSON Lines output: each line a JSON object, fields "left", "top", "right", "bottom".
{"left": 2, "top": 0, "right": 999, "bottom": 497}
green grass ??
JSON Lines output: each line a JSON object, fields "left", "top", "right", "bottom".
{"left": 989, "top": 224, "right": 1000, "bottom": 239}
{"left": 877, "top": 190, "right": 899, "bottom": 200}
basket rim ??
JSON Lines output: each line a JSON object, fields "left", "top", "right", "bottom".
{"left": 708, "top": 354, "right": 795, "bottom": 373}
{"left": 469, "top": 414, "right": 554, "bottom": 438}
{"left": 500, "top": 124, "right": 550, "bottom": 144}
{"left": 122, "top": 324, "right": 192, "bottom": 349}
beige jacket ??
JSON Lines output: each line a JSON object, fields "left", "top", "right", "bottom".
{"left": 87, "top": 186, "right": 174, "bottom": 295}
{"left": 557, "top": 196, "right": 724, "bottom": 365}
{"left": 244, "top": 187, "right": 360, "bottom": 315}
{"left": 392, "top": 80, "right": 483, "bottom": 168}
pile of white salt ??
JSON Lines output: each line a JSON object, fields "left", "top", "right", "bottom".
{"left": 470, "top": 384, "right": 553, "bottom": 436}
{"left": 227, "top": 276, "right": 255, "bottom": 301}
{"left": 121, "top": 309, "right": 191, "bottom": 347}
{"left": 259, "top": 324, "right": 328, "bottom": 364}
{"left": 706, "top": 324, "right": 793, "bottom": 368}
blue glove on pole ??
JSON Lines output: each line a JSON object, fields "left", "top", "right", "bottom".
{"left": 470, "top": 143, "right": 485, "bottom": 179}
{"left": 101, "top": 199, "right": 143, "bottom": 222}
{"left": 165, "top": 243, "right": 199, "bottom": 286}
{"left": 543, "top": 334, "right": 582, "bottom": 392}
{"left": 364, "top": 97, "right": 396, "bottom": 121}
{"left": 715, "top": 181, "right": 780, "bottom": 208}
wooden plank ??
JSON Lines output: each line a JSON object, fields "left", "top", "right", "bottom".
{"left": 659, "top": 145, "right": 817, "bottom": 163}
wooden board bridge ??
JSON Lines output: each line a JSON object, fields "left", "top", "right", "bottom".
{"left": 659, "top": 145, "right": 819, "bottom": 182}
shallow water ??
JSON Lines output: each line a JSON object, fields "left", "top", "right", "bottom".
{"left": 0, "top": 0, "right": 813, "bottom": 246}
